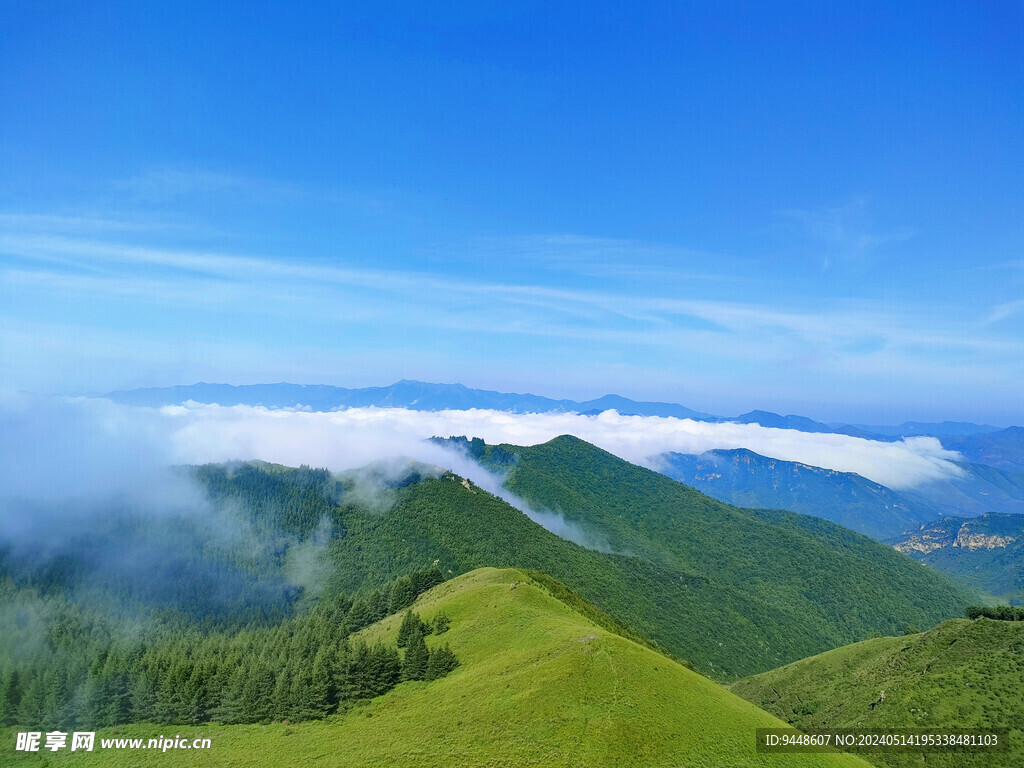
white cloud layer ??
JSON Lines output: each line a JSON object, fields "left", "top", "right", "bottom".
{"left": 158, "top": 402, "right": 964, "bottom": 490}
{"left": 0, "top": 394, "right": 964, "bottom": 500}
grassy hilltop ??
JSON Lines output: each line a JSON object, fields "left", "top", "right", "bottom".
{"left": 2, "top": 568, "right": 872, "bottom": 768}
{"left": 732, "top": 617, "right": 1024, "bottom": 767}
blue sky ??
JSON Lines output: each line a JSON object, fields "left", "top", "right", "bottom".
{"left": 1, "top": 1, "right": 1022, "bottom": 423}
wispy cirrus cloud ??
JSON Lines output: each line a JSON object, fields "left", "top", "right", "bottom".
{"left": 1, "top": 210, "right": 1020, "bottom": 421}
{"left": 778, "top": 198, "right": 917, "bottom": 267}
{"left": 3, "top": 229, "right": 1015, "bottom": 361}
{"left": 983, "top": 298, "right": 1024, "bottom": 326}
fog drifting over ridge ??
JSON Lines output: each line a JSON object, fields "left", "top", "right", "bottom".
{"left": 161, "top": 401, "right": 963, "bottom": 491}
{"left": 0, "top": 393, "right": 621, "bottom": 555}
{"left": 0, "top": 394, "right": 965, "bottom": 497}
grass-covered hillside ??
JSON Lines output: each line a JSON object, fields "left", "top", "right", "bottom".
{"left": 461, "top": 436, "right": 978, "bottom": 669}
{"left": 732, "top": 617, "right": 1024, "bottom": 767}
{"left": 1, "top": 568, "right": 872, "bottom": 768}
{"left": 893, "top": 513, "right": 1024, "bottom": 603}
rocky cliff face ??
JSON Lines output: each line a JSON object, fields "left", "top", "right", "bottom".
{"left": 894, "top": 517, "right": 1017, "bottom": 555}
{"left": 953, "top": 527, "right": 1016, "bottom": 551}
{"left": 891, "top": 512, "right": 1024, "bottom": 603}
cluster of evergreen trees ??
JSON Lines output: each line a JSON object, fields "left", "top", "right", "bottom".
{"left": 430, "top": 435, "right": 517, "bottom": 466}
{"left": 965, "top": 605, "right": 1024, "bottom": 621}
{"left": 195, "top": 463, "right": 341, "bottom": 540}
{"left": 396, "top": 610, "right": 457, "bottom": 682}
{"left": 0, "top": 565, "right": 456, "bottom": 730}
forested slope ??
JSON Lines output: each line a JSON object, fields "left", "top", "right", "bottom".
{"left": 2, "top": 568, "right": 873, "bottom": 768}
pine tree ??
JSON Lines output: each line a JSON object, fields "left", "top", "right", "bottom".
{"left": 209, "top": 663, "right": 247, "bottom": 724}
{"left": 344, "top": 599, "right": 373, "bottom": 633}
{"left": 401, "top": 631, "right": 429, "bottom": 681}
{"left": 305, "top": 650, "right": 333, "bottom": 719}
{"left": 425, "top": 644, "right": 458, "bottom": 680}
{"left": 368, "top": 589, "right": 388, "bottom": 622}
{"left": 431, "top": 612, "right": 450, "bottom": 635}
{"left": 99, "top": 653, "right": 131, "bottom": 727}
{"left": 388, "top": 577, "right": 416, "bottom": 613}
{"left": 397, "top": 611, "right": 421, "bottom": 648}
{"left": 238, "top": 659, "right": 276, "bottom": 723}
{"left": 367, "top": 645, "right": 401, "bottom": 697}
{"left": 41, "top": 665, "right": 74, "bottom": 730}
{"left": 81, "top": 666, "right": 108, "bottom": 727}
{"left": 338, "top": 642, "right": 372, "bottom": 701}
{"left": 179, "top": 664, "right": 207, "bottom": 725}
{"left": 17, "top": 671, "right": 44, "bottom": 727}
{"left": 271, "top": 664, "right": 293, "bottom": 721}
{"left": 0, "top": 669, "right": 22, "bottom": 726}
{"left": 128, "top": 670, "right": 157, "bottom": 723}
{"left": 410, "top": 565, "right": 445, "bottom": 596}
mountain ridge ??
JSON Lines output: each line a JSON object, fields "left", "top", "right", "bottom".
{"left": 102, "top": 381, "right": 1012, "bottom": 439}
{"left": 655, "top": 448, "right": 943, "bottom": 540}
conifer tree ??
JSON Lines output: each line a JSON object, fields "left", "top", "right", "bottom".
{"left": 179, "top": 664, "right": 207, "bottom": 725}
{"left": 368, "top": 589, "right": 389, "bottom": 622}
{"left": 82, "top": 666, "right": 109, "bottom": 727}
{"left": 367, "top": 644, "right": 401, "bottom": 696}
{"left": 210, "top": 663, "right": 247, "bottom": 724}
{"left": 300, "top": 650, "right": 332, "bottom": 719}
{"left": 389, "top": 576, "right": 416, "bottom": 613}
{"left": 410, "top": 565, "right": 445, "bottom": 595}
{"left": 338, "top": 642, "right": 372, "bottom": 700}
{"left": 0, "top": 669, "right": 22, "bottom": 726}
{"left": 17, "top": 672, "right": 44, "bottom": 726}
{"left": 345, "top": 599, "right": 373, "bottom": 633}
{"left": 128, "top": 670, "right": 157, "bottom": 723}
{"left": 271, "top": 664, "right": 293, "bottom": 721}
{"left": 397, "top": 611, "right": 420, "bottom": 648}
{"left": 401, "top": 631, "right": 429, "bottom": 681}
{"left": 100, "top": 653, "right": 131, "bottom": 727}
{"left": 425, "top": 644, "right": 459, "bottom": 680}
{"left": 42, "top": 666, "right": 74, "bottom": 730}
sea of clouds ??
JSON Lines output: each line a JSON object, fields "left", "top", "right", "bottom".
{"left": 160, "top": 401, "right": 964, "bottom": 491}
{"left": 0, "top": 393, "right": 968, "bottom": 564}
{"left": 0, "top": 394, "right": 966, "bottom": 502}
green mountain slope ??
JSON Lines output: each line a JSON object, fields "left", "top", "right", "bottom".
{"left": 731, "top": 618, "right": 1024, "bottom": 767}
{"left": 893, "top": 513, "right": 1024, "bottom": 603}
{"left": 198, "top": 442, "right": 979, "bottom": 678}
{"left": 3, "top": 568, "right": 871, "bottom": 768}
{"left": 480, "top": 436, "right": 978, "bottom": 661}
{"left": 320, "top": 470, "right": 805, "bottom": 678}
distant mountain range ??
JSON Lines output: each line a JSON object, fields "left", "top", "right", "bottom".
{"left": 655, "top": 449, "right": 943, "bottom": 540}
{"left": 656, "top": 449, "right": 1024, "bottom": 541}
{"left": 103, "top": 381, "right": 1024, "bottom": 535}
{"left": 939, "top": 427, "right": 1024, "bottom": 472}
{"left": 105, "top": 380, "right": 716, "bottom": 420}
{"left": 103, "top": 380, "right": 1013, "bottom": 440}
